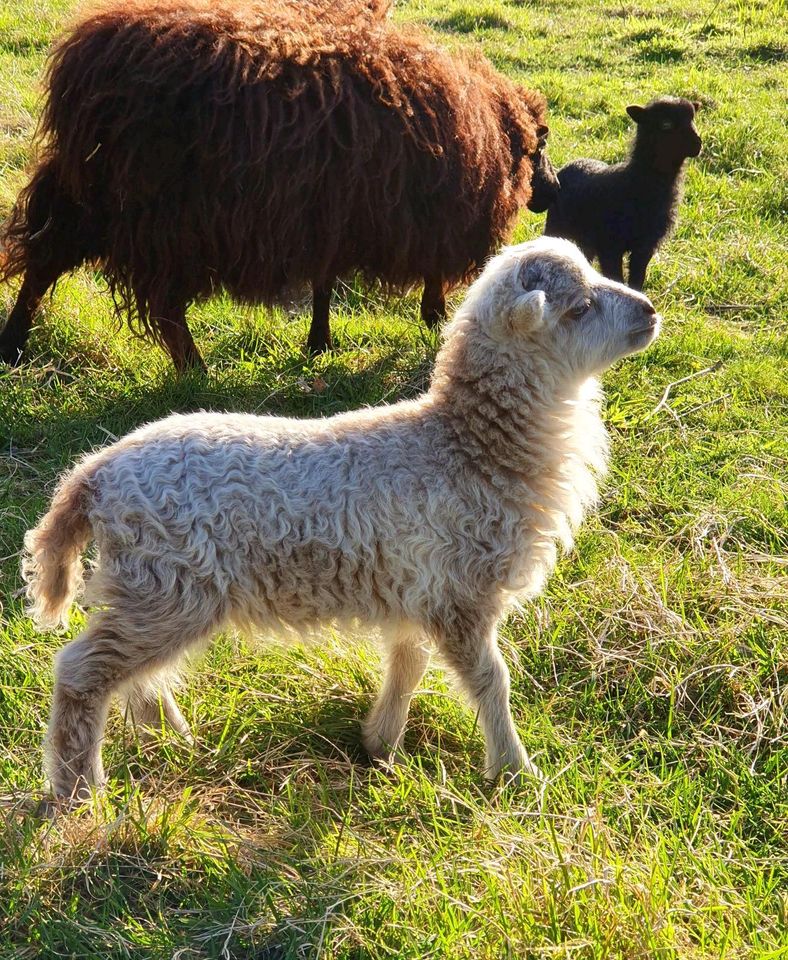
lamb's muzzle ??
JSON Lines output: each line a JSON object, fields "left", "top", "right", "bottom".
{"left": 23, "top": 237, "right": 659, "bottom": 800}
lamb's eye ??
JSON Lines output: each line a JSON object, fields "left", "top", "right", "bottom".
{"left": 660, "top": 119, "right": 674, "bottom": 131}
{"left": 566, "top": 300, "right": 590, "bottom": 321}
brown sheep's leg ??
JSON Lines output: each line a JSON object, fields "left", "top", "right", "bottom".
{"left": 306, "top": 283, "right": 333, "bottom": 354}
{"left": 627, "top": 246, "right": 656, "bottom": 291}
{"left": 1, "top": 165, "right": 97, "bottom": 364}
{"left": 598, "top": 251, "right": 625, "bottom": 284}
{"left": 0, "top": 252, "right": 87, "bottom": 364}
{"left": 155, "top": 308, "right": 206, "bottom": 375}
{"left": 0, "top": 274, "right": 51, "bottom": 364}
{"left": 420, "top": 276, "right": 446, "bottom": 330}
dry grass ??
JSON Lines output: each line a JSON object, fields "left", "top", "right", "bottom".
{"left": 1, "top": 0, "right": 787, "bottom": 956}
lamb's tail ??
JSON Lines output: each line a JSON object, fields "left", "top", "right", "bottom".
{"left": 22, "top": 467, "right": 94, "bottom": 628}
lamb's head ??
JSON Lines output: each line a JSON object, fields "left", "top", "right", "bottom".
{"left": 456, "top": 237, "right": 660, "bottom": 378}
{"left": 628, "top": 96, "right": 702, "bottom": 170}
{"left": 526, "top": 125, "right": 560, "bottom": 213}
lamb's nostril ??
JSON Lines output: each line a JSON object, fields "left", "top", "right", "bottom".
{"left": 643, "top": 301, "right": 657, "bottom": 316}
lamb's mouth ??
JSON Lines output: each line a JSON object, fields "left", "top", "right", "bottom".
{"left": 630, "top": 317, "right": 661, "bottom": 340}
{"left": 633, "top": 323, "right": 659, "bottom": 334}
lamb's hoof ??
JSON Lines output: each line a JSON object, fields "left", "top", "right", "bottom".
{"left": 498, "top": 762, "right": 544, "bottom": 790}
{"left": 305, "top": 340, "right": 333, "bottom": 357}
{"left": 34, "top": 795, "right": 70, "bottom": 819}
{"left": 421, "top": 309, "right": 444, "bottom": 331}
{"left": 34, "top": 786, "right": 95, "bottom": 818}
{"left": 486, "top": 751, "right": 545, "bottom": 791}
{"left": 362, "top": 729, "right": 405, "bottom": 771}
{"left": 128, "top": 719, "right": 195, "bottom": 748}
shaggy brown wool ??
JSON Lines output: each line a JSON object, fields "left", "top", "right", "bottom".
{"left": 0, "top": 0, "right": 550, "bottom": 370}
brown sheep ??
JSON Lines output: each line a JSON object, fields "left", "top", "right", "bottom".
{"left": 0, "top": 0, "right": 557, "bottom": 372}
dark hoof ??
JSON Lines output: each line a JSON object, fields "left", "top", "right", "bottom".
{"left": 0, "top": 340, "right": 25, "bottom": 366}
{"left": 305, "top": 338, "right": 332, "bottom": 356}
{"left": 173, "top": 356, "right": 208, "bottom": 377}
{"left": 421, "top": 310, "right": 445, "bottom": 331}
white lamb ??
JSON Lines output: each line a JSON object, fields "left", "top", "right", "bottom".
{"left": 23, "top": 236, "right": 660, "bottom": 799}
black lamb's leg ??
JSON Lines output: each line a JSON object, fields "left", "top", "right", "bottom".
{"left": 598, "top": 250, "right": 625, "bottom": 284}
{"left": 628, "top": 246, "right": 656, "bottom": 291}
{"left": 421, "top": 275, "right": 446, "bottom": 330}
{"left": 306, "top": 282, "right": 333, "bottom": 354}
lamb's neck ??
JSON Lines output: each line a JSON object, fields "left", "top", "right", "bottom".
{"left": 629, "top": 141, "right": 687, "bottom": 184}
{"left": 432, "top": 351, "right": 606, "bottom": 503}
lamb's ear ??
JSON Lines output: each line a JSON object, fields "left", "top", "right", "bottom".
{"left": 507, "top": 290, "right": 546, "bottom": 333}
{"left": 692, "top": 100, "right": 702, "bottom": 113}
{"left": 626, "top": 104, "right": 646, "bottom": 123}
{"left": 536, "top": 123, "right": 549, "bottom": 142}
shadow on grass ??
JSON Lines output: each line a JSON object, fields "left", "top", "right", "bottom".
{"left": 432, "top": 8, "right": 513, "bottom": 34}
{"left": 3, "top": 681, "right": 447, "bottom": 959}
{"left": 743, "top": 42, "right": 787, "bottom": 63}
{"left": 0, "top": 333, "right": 434, "bottom": 458}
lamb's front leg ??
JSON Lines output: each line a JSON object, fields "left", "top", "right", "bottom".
{"left": 435, "top": 618, "right": 540, "bottom": 783}
{"left": 598, "top": 250, "right": 625, "bottom": 284}
{"left": 627, "top": 245, "right": 657, "bottom": 291}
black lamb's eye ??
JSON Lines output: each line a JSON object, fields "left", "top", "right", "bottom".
{"left": 660, "top": 119, "right": 674, "bottom": 131}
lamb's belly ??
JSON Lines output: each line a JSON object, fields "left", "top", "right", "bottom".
{"left": 226, "top": 537, "right": 395, "bottom": 629}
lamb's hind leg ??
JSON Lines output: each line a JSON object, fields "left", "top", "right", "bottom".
{"left": 435, "top": 617, "right": 540, "bottom": 783}
{"left": 45, "top": 610, "right": 210, "bottom": 800}
{"left": 363, "top": 629, "right": 430, "bottom": 764}
{"left": 46, "top": 617, "right": 130, "bottom": 799}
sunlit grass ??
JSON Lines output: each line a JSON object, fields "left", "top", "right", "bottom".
{"left": 1, "top": 0, "right": 786, "bottom": 956}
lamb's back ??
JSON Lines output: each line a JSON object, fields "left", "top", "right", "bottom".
{"left": 85, "top": 408, "right": 455, "bottom": 557}
{"left": 545, "top": 158, "right": 635, "bottom": 250}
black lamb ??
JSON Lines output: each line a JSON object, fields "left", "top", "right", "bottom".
{"left": 544, "top": 97, "right": 701, "bottom": 289}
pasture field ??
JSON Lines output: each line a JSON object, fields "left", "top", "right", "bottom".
{"left": 1, "top": 0, "right": 786, "bottom": 956}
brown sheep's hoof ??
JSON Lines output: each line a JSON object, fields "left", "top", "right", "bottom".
{"left": 0, "top": 338, "right": 25, "bottom": 366}
{"left": 305, "top": 338, "right": 333, "bottom": 356}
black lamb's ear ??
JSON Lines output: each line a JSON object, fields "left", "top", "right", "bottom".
{"left": 536, "top": 123, "right": 549, "bottom": 141}
{"left": 626, "top": 104, "right": 646, "bottom": 123}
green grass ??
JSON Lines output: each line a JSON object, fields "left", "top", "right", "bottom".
{"left": 1, "top": 0, "right": 787, "bottom": 956}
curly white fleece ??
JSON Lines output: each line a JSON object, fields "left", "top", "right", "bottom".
{"left": 24, "top": 236, "right": 659, "bottom": 796}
